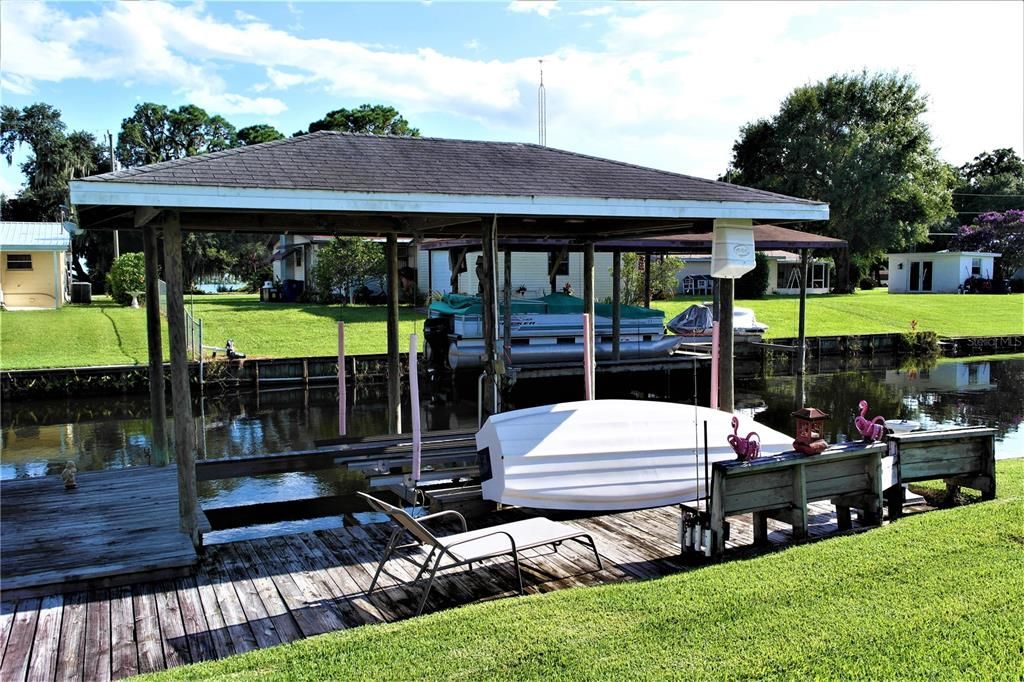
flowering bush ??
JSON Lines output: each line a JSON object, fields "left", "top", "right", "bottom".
{"left": 950, "top": 209, "right": 1024, "bottom": 280}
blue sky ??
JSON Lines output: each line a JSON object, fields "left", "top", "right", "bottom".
{"left": 2, "top": 1, "right": 1022, "bottom": 197}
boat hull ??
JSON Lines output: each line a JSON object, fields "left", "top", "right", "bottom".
{"left": 448, "top": 336, "right": 685, "bottom": 369}
{"left": 476, "top": 399, "right": 794, "bottom": 511}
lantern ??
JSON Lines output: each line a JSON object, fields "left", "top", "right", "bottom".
{"left": 791, "top": 407, "right": 829, "bottom": 455}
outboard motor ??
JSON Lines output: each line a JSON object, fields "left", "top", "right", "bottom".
{"left": 423, "top": 317, "right": 452, "bottom": 369}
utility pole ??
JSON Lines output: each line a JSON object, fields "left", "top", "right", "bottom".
{"left": 109, "top": 130, "right": 120, "bottom": 259}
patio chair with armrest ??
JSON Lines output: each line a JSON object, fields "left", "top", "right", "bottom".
{"left": 357, "top": 491, "right": 603, "bottom": 615}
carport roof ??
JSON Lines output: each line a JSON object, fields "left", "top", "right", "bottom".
{"left": 70, "top": 132, "right": 828, "bottom": 237}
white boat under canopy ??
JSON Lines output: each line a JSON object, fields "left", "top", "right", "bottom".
{"left": 476, "top": 399, "right": 794, "bottom": 511}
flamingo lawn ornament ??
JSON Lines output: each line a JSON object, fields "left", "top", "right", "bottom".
{"left": 727, "top": 416, "right": 762, "bottom": 461}
{"left": 855, "top": 400, "right": 887, "bottom": 442}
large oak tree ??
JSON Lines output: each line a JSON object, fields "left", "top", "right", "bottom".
{"left": 722, "top": 72, "right": 953, "bottom": 290}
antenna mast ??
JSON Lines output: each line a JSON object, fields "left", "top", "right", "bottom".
{"left": 537, "top": 59, "right": 547, "bottom": 146}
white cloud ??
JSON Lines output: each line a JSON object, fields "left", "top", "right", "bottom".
{"left": 188, "top": 90, "right": 287, "bottom": 116}
{"left": 233, "top": 9, "right": 260, "bottom": 23}
{"left": 1, "top": 0, "right": 1019, "bottom": 180}
{"left": 507, "top": 2, "right": 559, "bottom": 19}
{"left": 465, "top": 39, "right": 481, "bottom": 50}
{"left": 576, "top": 6, "right": 613, "bottom": 17}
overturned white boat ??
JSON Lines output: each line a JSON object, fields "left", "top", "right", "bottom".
{"left": 476, "top": 399, "right": 794, "bottom": 511}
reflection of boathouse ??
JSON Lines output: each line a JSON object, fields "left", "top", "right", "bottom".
{"left": 885, "top": 361, "right": 993, "bottom": 392}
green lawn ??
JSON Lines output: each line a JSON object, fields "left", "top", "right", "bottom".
{"left": 653, "top": 289, "right": 1024, "bottom": 339}
{"left": 1, "top": 291, "right": 1021, "bottom": 369}
{"left": 0, "top": 294, "right": 424, "bottom": 369}
{"left": 144, "top": 459, "right": 1024, "bottom": 681}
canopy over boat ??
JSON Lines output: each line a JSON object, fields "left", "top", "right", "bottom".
{"left": 476, "top": 399, "right": 794, "bottom": 511}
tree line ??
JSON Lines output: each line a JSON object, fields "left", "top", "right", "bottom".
{"left": 3, "top": 71, "right": 1022, "bottom": 296}
{"left": 1, "top": 102, "right": 417, "bottom": 291}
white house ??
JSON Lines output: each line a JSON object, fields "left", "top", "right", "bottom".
{"left": 887, "top": 251, "right": 1000, "bottom": 293}
{"left": 270, "top": 234, "right": 415, "bottom": 293}
{"left": 417, "top": 248, "right": 618, "bottom": 300}
{"left": 675, "top": 250, "right": 832, "bottom": 295}
{"left": 0, "top": 221, "right": 72, "bottom": 309}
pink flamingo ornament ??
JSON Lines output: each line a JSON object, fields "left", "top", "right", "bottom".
{"left": 727, "top": 416, "right": 761, "bottom": 461}
{"left": 855, "top": 400, "right": 887, "bottom": 442}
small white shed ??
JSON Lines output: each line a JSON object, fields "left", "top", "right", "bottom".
{"left": 887, "top": 251, "right": 1000, "bottom": 293}
{"left": 0, "top": 221, "right": 72, "bottom": 309}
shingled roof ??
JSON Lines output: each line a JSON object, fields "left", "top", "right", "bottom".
{"left": 72, "top": 130, "right": 827, "bottom": 236}
{"left": 81, "top": 131, "right": 819, "bottom": 205}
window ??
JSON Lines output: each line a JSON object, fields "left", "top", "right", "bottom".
{"left": 6, "top": 254, "right": 32, "bottom": 270}
{"left": 971, "top": 258, "right": 982, "bottom": 277}
{"left": 548, "top": 251, "right": 569, "bottom": 276}
{"left": 294, "top": 248, "right": 302, "bottom": 268}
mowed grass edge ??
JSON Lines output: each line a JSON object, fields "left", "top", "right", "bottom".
{"left": 142, "top": 460, "right": 1024, "bottom": 681}
{"left": 2, "top": 291, "right": 1021, "bottom": 369}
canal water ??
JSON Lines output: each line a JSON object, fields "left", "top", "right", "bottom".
{"left": 3, "top": 355, "right": 1021, "bottom": 540}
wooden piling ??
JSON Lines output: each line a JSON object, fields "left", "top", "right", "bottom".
{"left": 612, "top": 250, "right": 621, "bottom": 361}
{"left": 719, "top": 277, "right": 735, "bottom": 412}
{"left": 143, "top": 224, "right": 167, "bottom": 467}
{"left": 583, "top": 242, "right": 596, "bottom": 395}
{"left": 643, "top": 253, "right": 652, "bottom": 309}
{"left": 161, "top": 214, "right": 198, "bottom": 545}
{"left": 386, "top": 233, "right": 401, "bottom": 434}
{"left": 796, "top": 248, "right": 809, "bottom": 408}
{"left": 480, "top": 217, "right": 498, "bottom": 414}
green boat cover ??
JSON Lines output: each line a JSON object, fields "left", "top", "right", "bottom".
{"left": 429, "top": 292, "right": 663, "bottom": 320}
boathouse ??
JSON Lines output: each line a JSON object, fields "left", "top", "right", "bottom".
{"left": 887, "top": 250, "right": 1000, "bottom": 293}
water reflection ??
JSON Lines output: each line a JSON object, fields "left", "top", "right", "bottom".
{"left": 2, "top": 357, "right": 1021, "bottom": 513}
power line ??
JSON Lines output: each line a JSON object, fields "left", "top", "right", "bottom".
{"left": 952, "top": 192, "right": 1024, "bottom": 197}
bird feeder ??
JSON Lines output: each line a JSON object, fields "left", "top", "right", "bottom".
{"left": 791, "top": 407, "right": 829, "bottom": 455}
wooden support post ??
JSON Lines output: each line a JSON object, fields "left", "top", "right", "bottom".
{"left": 791, "top": 463, "right": 808, "bottom": 541}
{"left": 643, "top": 253, "right": 652, "bottom": 309}
{"left": 612, "top": 250, "right": 621, "bottom": 361}
{"left": 752, "top": 512, "right": 770, "bottom": 545}
{"left": 583, "top": 242, "right": 596, "bottom": 395}
{"left": 386, "top": 233, "right": 401, "bottom": 434}
{"left": 796, "top": 248, "right": 809, "bottom": 408}
{"left": 710, "top": 470, "right": 726, "bottom": 557}
{"left": 503, "top": 249, "right": 512, "bottom": 360}
{"left": 161, "top": 214, "right": 198, "bottom": 545}
{"left": 143, "top": 224, "right": 168, "bottom": 467}
{"left": 718, "top": 277, "right": 735, "bottom": 412}
{"left": 480, "top": 217, "right": 498, "bottom": 415}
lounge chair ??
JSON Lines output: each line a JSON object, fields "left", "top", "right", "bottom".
{"left": 357, "top": 492, "right": 603, "bottom": 615}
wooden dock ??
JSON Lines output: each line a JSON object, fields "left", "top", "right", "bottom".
{"left": 0, "top": 499, "right": 924, "bottom": 680}
{"left": 0, "top": 467, "right": 201, "bottom": 599}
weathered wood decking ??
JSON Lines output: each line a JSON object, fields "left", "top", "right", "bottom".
{"left": 0, "top": 468, "right": 200, "bottom": 598}
{"left": 0, "top": 500, "right": 892, "bottom": 680}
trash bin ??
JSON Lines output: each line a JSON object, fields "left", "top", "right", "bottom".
{"left": 70, "top": 281, "right": 92, "bottom": 304}
{"left": 279, "top": 279, "right": 305, "bottom": 303}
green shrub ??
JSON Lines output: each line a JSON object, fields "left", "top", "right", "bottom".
{"left": 735, "top": 252, "right": 770, "bottom": 298}
{"left": 105, "top": 252, "right": 146, "bottom": 306}
{"left": 859, "top": 276, "right": 876, "bottom": 290}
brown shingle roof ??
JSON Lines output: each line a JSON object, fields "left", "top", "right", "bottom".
{"left": 81, "top": 132, "right": 822, "bottom": 206}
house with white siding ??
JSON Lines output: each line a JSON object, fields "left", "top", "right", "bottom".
{"left": 887, "top": 251, "right": 1000, "bottom": 293}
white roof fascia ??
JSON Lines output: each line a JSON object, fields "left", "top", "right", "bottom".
{"left": 70, "top": 181, "right": 830, "bottom": 222}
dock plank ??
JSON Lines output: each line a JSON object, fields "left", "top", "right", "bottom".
{"left": 108, "top": 587, "right": 137, "bottom": 680}
{"left": 0, "top": 598, "right": 39, "bottom": 682}
{"left": 153, "top": 581, "right": 191, "bottom": 669}
{"left": 219, "top": 544, "right": 303, "bottom": 646}
{"left": 173, "top": 577, "right": 218, "bottom": 664}
{"left": 82, "top": 590, "right": 112, "bottom": 682}
{"left": 132, "top": 584, "right": 165, "bottom": 674}
{"left": 55, "top": 591, "right": 87, "bottom": 682}
{"left": 26, "top": 594, "right": 63, "bottom": 682}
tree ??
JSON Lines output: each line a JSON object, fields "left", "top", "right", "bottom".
{"left": 735, "top": 252, "right": 771, "bottom": 299}
{"left": 310, "top": 237, "right": 386, "bottom": 303}
{"left": 723, "top": 72, "right": 954, "bottom": 291}
{"left": 183, "top": 233, "right": 236, "bottom": 291}
{"left": 950, "top": 210, "right": 1024, "bottom": 282}
{"left": 955, "top": 148, "right": 1024, "bottom": 217}
{"left": 237, "top": 125, "right": 285, "bottom": 146}
{"left": 106, "top": 252, "right": 147, "bottom": 305}
{"left": 230, "top": 241, "right": 273, "bottom": 292}
{"left": 302, "top": 104, "right": 420, "bottom": 137}
{"left": 116, "top": 102, "right": 238, "bottom": 166}
{"left": 617, "top": 253, "right": 684, "bottom": 305}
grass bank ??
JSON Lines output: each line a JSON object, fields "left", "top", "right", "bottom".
{"left": 653, "top": 289, "right": 1024, "bottom": 339}
{"left": 0, "top": 294, "right": 424, "bottom": 369}
{"left": 144, "top": 459, "right": 1024, "bottom": 681}
{"left": 2, "top": 291, "right": 1021, "bottom": 369}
